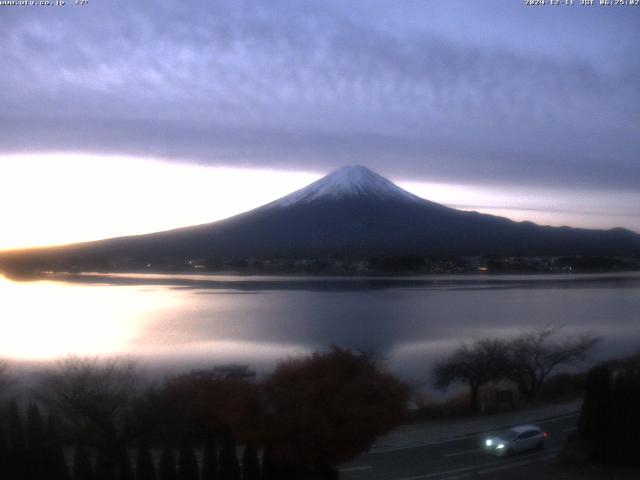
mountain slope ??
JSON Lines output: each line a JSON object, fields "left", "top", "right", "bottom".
{"left": 1, "top": 165, "right": 639, "bottom": 272}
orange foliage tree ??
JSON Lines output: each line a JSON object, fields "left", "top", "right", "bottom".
{"left": 261, "top": 347, "right": 409, "bottom": 471}
{"left": 150, "top": 370, "right": 264, "bottom": 442}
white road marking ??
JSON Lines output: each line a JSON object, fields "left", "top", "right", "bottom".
{"left": 537, "top": 412, "right": 579, "bottom": 425}
{"left": 339, "top": 465, "right": 372, "bottom": 472}
{"left": 444, "top": 448, "right": 482, "bottom": 457}
{"left": 392, "top": 464, "right": 479, "bottom": 480}
{"left": 390, "top": 449, "right": 560, "bottom": 480}
{"left": 477, "top": 459, "right": 533, "bottom": 475}
{"left": 372, "top": 437, "right": 477, "bottom": 454}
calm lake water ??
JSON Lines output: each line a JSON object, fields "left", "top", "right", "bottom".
{"left": 1, "top": 272, "right": 639, "bottom": 383}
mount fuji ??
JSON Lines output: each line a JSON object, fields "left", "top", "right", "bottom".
{"left": 1, "top": 165, "right": 639, "bottom": 273}
{"left": 268, "top": 165, "right": 425, "bottom": 207}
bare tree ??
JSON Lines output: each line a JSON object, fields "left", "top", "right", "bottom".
{"left": 433, "top": 338, "right": 509, "bottom": 413}
{"left": 505, "top": 327, "right": 600, "bottom": 401}
{"left": 39, "top": 355, "right": 140, "bottom": 423}
{"left": 37, "top": 355, "right": 143, "bottom": 471}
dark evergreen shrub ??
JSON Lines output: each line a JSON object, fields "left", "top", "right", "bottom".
{"left": 201, "top": 439, "right": 218, "bottom": 480}
{"left": 95, "top": 448, "right": 117, "bottom": 480}
{"left": 178, "top": 445, "right": 198, "bottom": 480}
{"left": 136, "top": 443, "right": 156, "bottom": 480}
{"left": 8, "top": 400, "right": 26, "bottom": 480}
{"left": 158, "top": 448, "right": 177, "bottom": 480}
{"left": 241, "top": 441, "right": 260, "bottom": 480}
{"left": 0, "top": 424, "right": 9, "bottom": 480}
{"left": 26, "top": 403, "right": 46, "bottom": 480}
{"left": 219, "top": 430, "right": 239, "bottom": 480}
{"left": 74, "top": 446, "right": 94, "bottom": 480}
{"left": 45, "top": 413, "right": 70, "bottom": 480}
{"left": 578, "top": 361, "right": 640, "bottom": 466}
{"left": 260, "top": 446, "right": 276, "bottom": 480}
{"left": 116, "top": 448, "right": 134, "bottom": 480}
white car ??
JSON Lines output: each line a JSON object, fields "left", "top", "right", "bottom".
{"left": 483, "top": 425, "right": 548, "bottom": 456}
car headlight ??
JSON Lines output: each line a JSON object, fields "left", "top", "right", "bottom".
{"left": 496, "top": 444, "right": 505, "bottom": 449}
{"left": 485, "top": 439, "right": 493, "bottom": 447}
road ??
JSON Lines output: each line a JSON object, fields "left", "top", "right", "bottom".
{"left": 340, "top": 413, "right": 579, "bottom": 480}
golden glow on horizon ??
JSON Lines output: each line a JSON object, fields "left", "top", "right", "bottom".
{"left": 0, "top": 154, "right": 319, "bottom": 251}
{"left": 399, "top": 181, "right": 640, "bottom": 233}
{"left": 1, "top": 153, "right": 638, "bottom": 251}
{"left": 0, "top": 276, "right": 179, "bottom": 359}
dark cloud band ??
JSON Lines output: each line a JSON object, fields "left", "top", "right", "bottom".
{"left": 1, "top": 0, "right": 638, "bottom": 191}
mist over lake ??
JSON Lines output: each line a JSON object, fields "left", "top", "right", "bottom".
{"left": 2, "top": 272, "right": 639, "bottom": 384}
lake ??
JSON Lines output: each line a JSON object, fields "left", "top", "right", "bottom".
{"left": 1, "top": 272, "right": 639, "bottom": 384}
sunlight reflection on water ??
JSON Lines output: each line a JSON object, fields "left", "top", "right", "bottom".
{"left": 0, "top": 276, "right": 180, "bottom": 359}
{"left": 1, "top": 273, "right": 639, "bottom": 381}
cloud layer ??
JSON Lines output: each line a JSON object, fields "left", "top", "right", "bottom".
{"left": 2, "top": 0, "right": 639, "bottom": 190}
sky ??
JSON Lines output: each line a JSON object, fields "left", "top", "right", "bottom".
{"left": 1, "top": 0, "right": 639, "bottom": 250}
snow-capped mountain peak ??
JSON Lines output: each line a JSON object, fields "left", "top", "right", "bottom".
{"left": 270, "top": 165, "right": 422, "bottom": 208}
